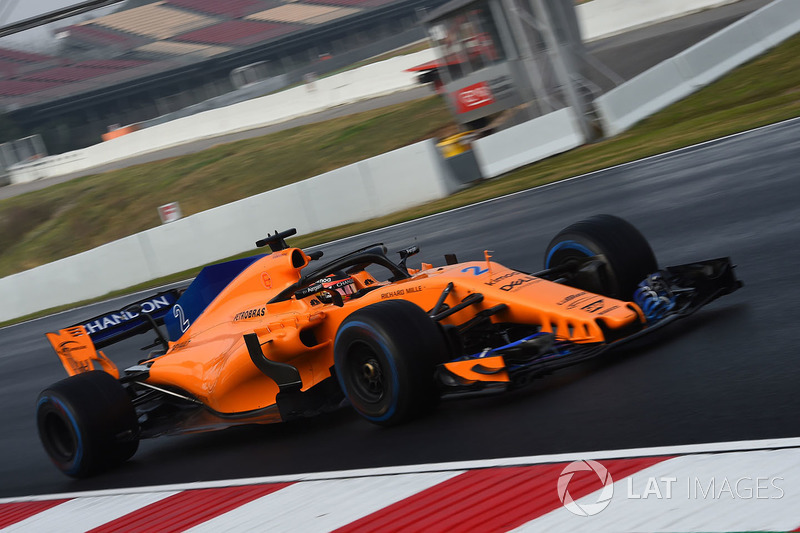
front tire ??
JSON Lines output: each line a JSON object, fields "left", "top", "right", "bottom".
{"left": 334, "top": 300, "right": 449, "bottom": 426}
{"left": 545, "top": 214, "right": 657, "bottom": 300}
{"left": 37, "top": 371, "right": 139, "bottom": 478}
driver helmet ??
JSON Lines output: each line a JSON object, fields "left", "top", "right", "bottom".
{"left": 318, "top": 273, "right": 357, "bottom": 300}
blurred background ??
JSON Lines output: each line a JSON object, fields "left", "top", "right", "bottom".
{"left": 0, "top": 0, "right": 444, "bottom": 158}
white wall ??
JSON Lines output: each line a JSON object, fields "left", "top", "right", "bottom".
{"left": 579, "top": 0, "right": 741, "bottom": 41}
{"left": 472, "top": 108, "right": 585, "bottom": 179}
{"left": 0, "top": 140, "right": 460, "bottom": 322}
{"left": 596, "top": 0, "right": 800, "bottom": 136}
{"left": 8, "top": 151, "right": 87, "bottom": 184}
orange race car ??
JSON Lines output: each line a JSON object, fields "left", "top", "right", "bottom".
{"left": 37, "top": 215, "right": 741, "bottom": 477}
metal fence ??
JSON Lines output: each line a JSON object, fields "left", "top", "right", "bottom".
{"left": 0, "top": 134, "right": 46, "bottom": 172}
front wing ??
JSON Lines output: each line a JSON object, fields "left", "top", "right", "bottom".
{"left": 437, "top": 258, "right": 742, "bottom": 395}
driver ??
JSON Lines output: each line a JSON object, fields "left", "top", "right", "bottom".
{"left": 316, "top": 273, "right": 357, "bottom": 301}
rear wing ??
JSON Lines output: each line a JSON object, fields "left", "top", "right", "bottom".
{"left": 46, "top": 326, "right": 120, "bottom": 378}
{"left": 46, "top": 288, "right": 184, "bottom": 377}
{"left": 72, "top": 289, "right": 183, "bottom": 349}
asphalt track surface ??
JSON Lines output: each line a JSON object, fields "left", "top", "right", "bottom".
{"left": 0, "top": 0, "right": 771, "bottom": 201}
{"left": 2, "top": 116, "right": 799, "bottom": 497}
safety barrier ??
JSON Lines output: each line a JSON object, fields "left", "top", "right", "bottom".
{"left": 579, "top": 0, "right": 739, "bottom": 41}
{"left": 7, "top": 151, "right": 87, "bottom": 184}
{"left": 0, "top": 139, "right": 460, "bottom": 322}
{"left": 472, "top": 108, "right": 585, "bottom": 179}
{"left": 596, "top": 0, "right": 800, "bottom": 136}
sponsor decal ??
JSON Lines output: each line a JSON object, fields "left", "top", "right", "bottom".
{"left": 56, "top": 341, "right": 92, "bottom": 373}
{"left": 234, "top": 307, "right": 266, "bottom": 321}
{"left": 487, "top": 75, "right": 515, "bottom": 101}
{"left": 498, "top": 276, "right": 539, "bottom": 292}
{"left": 557, "top": 292, "right": 586, "bottom": 306}
{"left": 483, "top": 271, "right": 541, "bottom": 292}
{"left": 461, "top": 267, "right": 541, "bottom": 291}
{"left": 380, "top": 286, "right": 423, "bottom": 299}
{"left": 262, "top": 272, "right": 272, "bottom": 289}
{"left": 454, "top": 81, "right": 495, "bottom": 113}
{"left": 327, "top": 279, "right": 353, "bottom": 291}
{"left": 302, "top": 281, "right": 325, "bottom": 296}
{"left": 57, "top": 340, "right": 87, "bottom": 355}
{"left": 557, "top": 292, "right": 609, "bottom": 313}
{"left": 580, "top": 298, "right": 604, "bottom": 313}
{"left": 66, "top": 358, "right": 92, "bottom": 374}
{"left": 66, "top": 326, "right": 86, "bottom": 337}
{"left": 83, "top": 295, "right": 172, "bottom": 335}
{"left": 484, "top": 272, "right": 518, "bottom": 286}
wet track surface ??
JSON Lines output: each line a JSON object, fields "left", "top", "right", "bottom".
{"left": 1, "top": 117, "right": 799, "bottom": 497}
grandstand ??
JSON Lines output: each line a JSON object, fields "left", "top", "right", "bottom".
{"left": 0, "top": 80, "right": 63, "bottom": 97}
{"left": 247, "top": 5, "right": 362, "bottom": 25}
{"left": 165, "top": 0, "right": 278, "bottom": 18}
{"left": 174, "top": 20, "right": 302, "bottom": 46}
{"left": 134, "top": 41, "right": 231, "bottom": 59}
{"left": 0, "top": 0, "right": 444, "bottom": 155}
{"left": 81, "top": 2, "right": 216, "bottom": 39}
{"left": 61, "top": 24, "right": 150, "bottom": 52}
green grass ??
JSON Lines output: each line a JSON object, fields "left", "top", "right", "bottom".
{"left": 2, "top": 33, "right": 800, "bottom": 328}
{"left": 0, "top": 96, "right": 455, "bottom": 277}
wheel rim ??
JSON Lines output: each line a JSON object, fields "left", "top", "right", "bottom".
{"left": 547, "top": 240, "right": 619, "bottom": 296}
{"left": 545, "top": 240, "right": 595, "bottom": 269}
{"left": 348, "top": 342, "right": 385, "bottom": 404}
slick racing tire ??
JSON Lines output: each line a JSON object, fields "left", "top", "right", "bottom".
{"left": 37, "top": 371, "right": 139, "bottom": 478}
{"left": 334, "top": 300, "right": 449, "bottom": 426}
{"left": 545, "top": 214, "right": 657, "bottom": 300}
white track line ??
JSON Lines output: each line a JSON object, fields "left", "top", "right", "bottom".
{"left": 185, "top": 471, "right": 464, "bottom": 533}
{"left": 4, "top": 437, "right": 800, "bottom": 504}
{"left": 3, "top": 491, "right": 179, "bottom": 532}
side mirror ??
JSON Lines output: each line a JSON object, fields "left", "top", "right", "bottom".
{"left": 398, "top": 245, "right": 420, "bottom": 271}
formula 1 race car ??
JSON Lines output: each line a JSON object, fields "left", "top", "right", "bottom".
{"left": 37, "top": 215, "right": 741, "bottom": 477}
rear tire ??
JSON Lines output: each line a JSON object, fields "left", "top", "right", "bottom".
{"left": 545, "top": 214, "right": 657, "bottom": 300}
{"left": 37, "top": 371, "right": 139, "bottom": 478}
{"left": 334, "top": 300, "right": 449, "bottom": 426}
